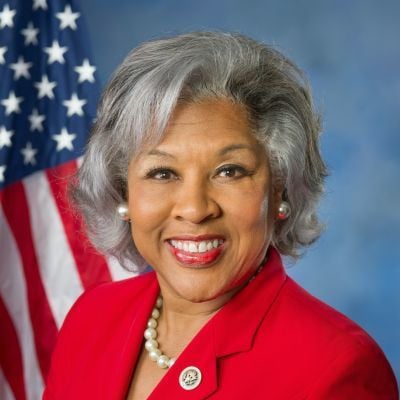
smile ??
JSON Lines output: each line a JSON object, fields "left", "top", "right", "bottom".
{"left": 169, "top": 239, "right": 224, "bottom": 253}
{"left": 166, "top": 237, "right": 225, "bottom": 266}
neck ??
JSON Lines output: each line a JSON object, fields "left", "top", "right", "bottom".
{"left": 152, "top": 284, "right": 241, "bottom": 360}
{"left": 152, "top": 255, "right": 267, "bottom": 358}
{"left": 160, "top": 289, "right": 235, "bottom": 334}
{"left": 156, "top": 257, "right": 267, "bottom": 337}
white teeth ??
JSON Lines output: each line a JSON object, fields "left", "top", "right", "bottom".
{"left": 170, "top": 239, "right": 223, "bottom": 253}
{"left": 189, "top": 242, "right": 198, "bottom": 252}
{"left": 198, "top": 242, "right": 207, "bottom": 253}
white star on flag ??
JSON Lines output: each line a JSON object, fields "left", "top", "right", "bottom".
{"left": 0, "top": 126, "right": 13, "bottom": 148}
{"left": 28, "top": 109, "right": 46, "bottom": 132}
{"left": 0, "top": 4, "right": 16, "bottom": 28}
{"left": 63, "top": 93, "right": 87, "bottom": 116}
{"left": 0, "top": 165, "right": 5, "bottom": 182}
{"left": 35, "top": 75, "right": 57, "bottom": 99}
{"left": 52, "top": 127, "right": 76, "bottom": 151}
{"left": 0, "top": 46, "right": 7, "bottom": 64}
{"left": 21, "top": 22, "right": 39, "bottom": 45}
{"left": 74, "top": 59, "right": 96, "bottom": 83}
{"left": 44, "top": 40, "right": 68, "bottom": 64}
{"left": 0, "top": 2, "right": 117, "bottom": 398}
{"left": 20, "top": 142, "right": 38, "bottom": 165}
{"left": 1, "top": 91, "right": 23, "bottom": 115}
{"left": 33, "top": 0, "right": 48, "bottom": 10}
{"left": 56, "top": 4, "right": 80, "bottom": 30}
{"left": 9, "top": 56, "right": 33, "bottom": 80}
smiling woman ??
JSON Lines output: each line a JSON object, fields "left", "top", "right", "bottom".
{"left": 43, "top": 32, "right": 398, "bottom": 399}
{"left": 128, "top": 100, "right": 273, "bottom": 305}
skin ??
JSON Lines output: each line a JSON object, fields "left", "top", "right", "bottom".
{"left": 126, "top": 99, "right": 281, "bottom": 399}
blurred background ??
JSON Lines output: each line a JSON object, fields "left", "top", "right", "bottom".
{"left": 80, "top": 0, "right": 400, "bottom": 381}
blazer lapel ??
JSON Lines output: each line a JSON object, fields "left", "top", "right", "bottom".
{"left": 149, "top": 247, "right": 286, "bottom": 399}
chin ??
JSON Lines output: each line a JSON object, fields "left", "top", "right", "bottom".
{"left": 176, "top": 287, "right": 222, "bottom": 303}
{"left": 173, "top": 278, "right": 243, "bottom": 304}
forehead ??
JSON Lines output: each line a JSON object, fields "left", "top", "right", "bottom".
{"left": 168, "top": 99, "right": 249, "bottom": 131}
{"left": 151, "top": 99, "right": 260, "bottom": 153}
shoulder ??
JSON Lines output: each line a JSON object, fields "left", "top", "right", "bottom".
{"left": 53, "top": 271, "right": 157, "bottom": 363}
{"left": 276, "top": 277, "right": 383, "bottom": 353}
{"left": 43, "top": 271, "right": 158, "bottom": 398}
{"left": 276, "top": 277, "right": 370, "bottom": 338}
{"left": 77, "top": 270, "right": 156, "bottom": 306}
{"left": 65, "top": 271, "right": 156, "bottom": 324}
{"left": 276, "top": 277, "right": 394, "bottom": 365}
{"left": 261, "top": 276, "right": 398, "bottom": 397}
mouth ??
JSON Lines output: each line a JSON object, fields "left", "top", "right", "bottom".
{"left": 166, "top": 236, "right": 225, "bottom": 267}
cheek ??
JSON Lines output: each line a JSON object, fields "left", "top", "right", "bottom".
{"left": 225, "top": 188, "right": 270, "bottom": 230}
{"left": 128, "top": 184, "right": 171, "bottom": 232}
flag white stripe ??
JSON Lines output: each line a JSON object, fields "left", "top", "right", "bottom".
{"left": 24, "top": 172, "right": 84, "bottom": 328}
{"left": 106, "top": 255, "right": 136, "bottom": 281}
{"left": 0, "top": 208, "right": 44, "bottom": 400}
{"left": 0, "top": 367, "right": 14, "bottom": 400}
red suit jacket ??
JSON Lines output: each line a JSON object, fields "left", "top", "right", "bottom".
{"left": 43, "top": 249, "right": 398, "bottom": 399}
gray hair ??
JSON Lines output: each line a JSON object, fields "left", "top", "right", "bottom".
{"left": 73, "top": 31, "right": 328, "bottom": 271}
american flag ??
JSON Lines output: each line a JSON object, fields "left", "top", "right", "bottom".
{"left": 0, "top": 1, "right": 133, "bottom": 398}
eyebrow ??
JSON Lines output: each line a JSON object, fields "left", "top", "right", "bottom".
{"left": 218, "top": 144, "right": 257, "bottom": 156}
{"left": 146, "top": 149, "right": 177, "bottom": 159}
{"left": 146, "top": 144, "right": 256, "bottom": 159}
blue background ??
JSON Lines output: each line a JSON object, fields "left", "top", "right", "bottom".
{"left": 80, "top": 0, "right": 400, "bottom": 382}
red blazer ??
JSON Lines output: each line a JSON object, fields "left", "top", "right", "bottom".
{"left": 43, "top": 249, "right": 398, "bottom": 399}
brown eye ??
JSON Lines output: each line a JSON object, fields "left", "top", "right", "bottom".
{"left": 146, "top": 168, "right": 177, "bottom": 180}
{"left": 216, "top": 164, "right": 248, "bottom": 179}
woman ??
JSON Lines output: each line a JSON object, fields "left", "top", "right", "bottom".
{"left": 43, "top": 32, "right": 398, "bottom": 399}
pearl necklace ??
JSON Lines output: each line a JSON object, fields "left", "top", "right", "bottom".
{"left": 143, "top": 258, "right": 267, "bottom": 369}
{"left": 144, "top": 296, "right": 176, "bottom": 369}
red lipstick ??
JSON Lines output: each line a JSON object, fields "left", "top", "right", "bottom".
{"left": 165, "top": 235, "right": 225, "bottom": 267}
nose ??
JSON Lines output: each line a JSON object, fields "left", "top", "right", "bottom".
{"left": 172, "top": 178, "right": 221, "bottom": 224}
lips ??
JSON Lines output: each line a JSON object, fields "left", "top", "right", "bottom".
{"left": 166, "top": 236, "right": 225, "bottom": 266}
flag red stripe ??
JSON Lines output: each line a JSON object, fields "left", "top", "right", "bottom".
{"left": 0, "top": 296, "right": 27, "bottom": 400}
{"left": 46, "top": 160, "right": 112, "bottom": 289}
{"left": 2, "top": 182, "right": 58, "bottom": 381}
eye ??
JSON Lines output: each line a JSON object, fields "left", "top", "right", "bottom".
{"left": 216, "top": 164, "right": 249, "bottom": 179}
{"left": 145, "top": 167, "right": 177, "bottom": 181}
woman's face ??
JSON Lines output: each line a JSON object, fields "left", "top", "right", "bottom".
{"left": 127, "top": 99, "right": 278, "bottom": 303}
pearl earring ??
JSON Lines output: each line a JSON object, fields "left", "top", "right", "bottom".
{"left": 277, "top": 201, "right": 291, "bottom": 220}
{"left": 117, "top": 203, "right": 130, "bottom": 221}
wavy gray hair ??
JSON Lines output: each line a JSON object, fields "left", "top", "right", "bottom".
{"left": 73, "top": 31, "right": 328, "bottom": 271}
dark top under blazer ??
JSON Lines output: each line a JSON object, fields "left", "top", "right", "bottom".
{"left": 43, "top": 248, "right": 398, "bottom": 399}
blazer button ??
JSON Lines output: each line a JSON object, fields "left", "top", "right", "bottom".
{"left": 179, "top": 366, "right": 202, "bottom": 390}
